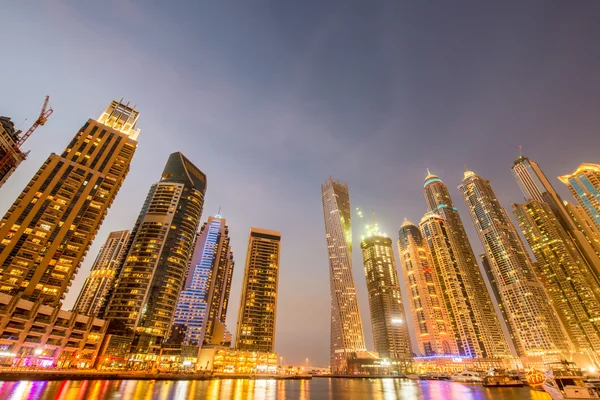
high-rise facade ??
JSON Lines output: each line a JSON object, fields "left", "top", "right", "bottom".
{"left": 0, "top": 100, "right": 140, "bottom": 306}
{"left": 514, "top": 200, "right": 600, "bottom": 355}
{"left": 398, "top": 220, "right": 457, "bottom": 357}
{"left": 321, "top": 178, "right": 366, "bottom": 373}
{"left": 235, "top": 228, "right": 281, "bottom": 353}
{"left": 422, "top": 172, "right": 510, "bottom": 358}
{"left": 559, "top": 164, "right": 600, "bottom": 232}
{"left": 512, "top": 156, "right": 600, "bottom": 275}
{"left": 564, "top": 202, "right": 600, "bottom": 260}
{"left": 360, "top": 226, "right": 410, "bottom": 361}
{"left": 171, "top": 215, "right": 234, "bottom": 346}
{"left": 72, "top": 230, "right": 130, "bottom": 316}
{"left": 0, "top": 117, "right": 27, "bottom": 189}
{"left": 459, "top": 170, "right": 570, "bottom": 358}
{"left": 104, "top": 152, "right": 206, "bottom": 358}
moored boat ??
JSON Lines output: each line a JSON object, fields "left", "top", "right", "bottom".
{"left": 451, "top": 371, "right": 483, "bottom": 383}
{"left": 482, "top": 369, "right": 523, "bottom": 388}
{"left": 542, "top": 361, "right": 599, "bottom": 400}
{"left": 405, "top": 374, "right": 420, "bottom": 380}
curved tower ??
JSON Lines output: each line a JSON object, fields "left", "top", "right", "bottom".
{"left": 321, "top": 178, "right": 365, "bottom": 374}
{"left": 423, "top": 172, "right": 510, "bottom": 358}
{"left": 398, "top": 219, "right": 457, "bottom": 356}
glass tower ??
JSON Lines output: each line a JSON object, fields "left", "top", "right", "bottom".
{"left": 235, "top": 228, "right": 280, "bottom": 353}
{"left": 321, "top": 178, "right": 366, "bottom": 374}
{"left": 0, "top": 100, "right": 140, "bottom": 306}
{"left": 104, "top": 152, "right": 206, "bottom": 360}
{"left": 459, "top": 170, "right": 571, "bottom": 359}
{"left": 398, "top": 220, "right": 458, "bottom": 357}
{"left": 423, "top": 172, "right": 510, "bottom": 358}
{"left": 559, "top": 164, "right": 600, "bottom": 232}
{"left": 171, "top": 215, "right": 234, "bottom": 346}
{"left": 72, "top": 230, "right": 130, "bottom": 316}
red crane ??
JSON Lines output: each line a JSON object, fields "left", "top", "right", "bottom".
{"left": 0, "top": 96, "right": 53, "bottom": 171}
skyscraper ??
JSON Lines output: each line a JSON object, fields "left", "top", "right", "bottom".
{"left": 104, "top": 152, "right": 206, "bottom": 359}
{"left": 422, "top": 172, "right": 510, "bottom": 358}
{"left": 512, "top": 156, "right": 600, "bottom": 276}
{"left": 171, "top": 215, "right": 234, "bottom": 346}
{"left": 321, "top": 178, "right": 366, "bottom": 373}
{"left": 72, "top": 230, "right": 130, "bottom": 316}
{"left": 559, "top": 164, "right": 600, "bottom": 232}
{"left": 564, "top": 202, "right": 600, "bottom": 260}
{"left": 419, "top": 212, "right": 488, "bottom": 358}
{"left": 235, "top": 228, "right": 281, "bottom": 353}
{"left": 514, "top": 200, "right": 600, "bottom": 356}
{"left": 360, "top": 223, "right": 410, "bottom": 361}
{"left": 0, "top": 100, "right": 140, "bottom": 306}
{"left": 459, "top": 170, "right": 570, "bottom": 359}
{"left": 398, "top": 220, "right": 457, "bottom": 357}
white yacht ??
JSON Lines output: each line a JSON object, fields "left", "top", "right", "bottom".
{"left": 542, "top": 361, "right": 599, "bottom": 400}
{"left": 451, "top": 371, "right": 483, "bottom": 383}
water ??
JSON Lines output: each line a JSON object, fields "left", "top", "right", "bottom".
{"left": 0, "top": 378, "right": 552, "bottom": 399}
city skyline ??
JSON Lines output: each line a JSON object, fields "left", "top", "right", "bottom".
{"left": 2, "top": 1, "right": 600, "bottom": 367}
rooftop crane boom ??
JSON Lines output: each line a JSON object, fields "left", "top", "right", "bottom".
{"left": 0, "top": 96, "right": 53, "bottom": 172}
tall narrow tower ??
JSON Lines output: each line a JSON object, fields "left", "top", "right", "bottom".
{"left": 171, "top": 215, "right": 234, "bottom": 346}
{"left": 104, "top": 152, "right": 206, "bottom": 358}
{"left": 321, "top": 178, "right": 366, "bottom": 374}
{"left": 398, "top": 220, "right": 458, "bottom": 357}
{"left": 422, "top": 172, "right": 510, "bottom": 358}
{"left": 559, "top": 164, "right": 600, "bottom": 233}
{"left": 0, "top": 100, "right": 140, "bottom": 306}
{"left": 235, "top": 228, "right": 281, "bottom": 353}
{"left": 72, "top": 230, "right": 130, "bottom": 316}
{"left": 360, "top": 222, "right": 410, "bottom": 362}
{"left": 459, "top": 170, "right": 570, "bottom": 359}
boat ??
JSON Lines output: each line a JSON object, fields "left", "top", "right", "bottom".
{"left": 526, "top": 368, "right": 546, "bottom": 390}
{"left": 482, "top": 369, "right": 524, "bottom": 387}
{"left": 432, "top": 373, "right": 451, "bottom": 381}
{"left": 450, "top": 371, "right": 483, "bottom": 383}
{"left": 542, "top": 360, "right": 599, "bottom": 400}
{"left": 405, "top": 374, "right": 420, "bottom": 380}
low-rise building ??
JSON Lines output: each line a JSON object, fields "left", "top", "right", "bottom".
{"left": 205, "top": 348, "right": 278, "bottom": 374}
{"left": 0, "top": 293, "right": 108, "bottom": 368}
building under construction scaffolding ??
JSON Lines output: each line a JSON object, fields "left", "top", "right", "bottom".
{"left": 0, "top": 117, "right": 26, "bottom": 188}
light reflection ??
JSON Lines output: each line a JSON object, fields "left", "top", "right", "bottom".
{"left": 382, "top": 378, "right": 396, "bottom": 400}
{"left": 299, "top": 379, "right": 308, "bottom": 400}
{"left": 0, "top": 377, "right": 539, "bottom": 399}
{"left": 207, "top": 379, "right": 221, "bottom": 399}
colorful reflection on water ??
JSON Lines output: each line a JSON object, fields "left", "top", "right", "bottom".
{"left": 0, "top": 378, "right": 551, "bottom": 400}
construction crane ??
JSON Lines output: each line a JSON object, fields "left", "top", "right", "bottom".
{"left": 0, "top": 96, "right": 53, "bottom": 172}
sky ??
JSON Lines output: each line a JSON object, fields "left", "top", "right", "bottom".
{"left": 1, "top": 1, "right": 600, "bottom": 367}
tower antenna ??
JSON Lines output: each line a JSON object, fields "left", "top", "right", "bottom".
{"left": 519, "top": 144, "right": 522, "bottom": 158}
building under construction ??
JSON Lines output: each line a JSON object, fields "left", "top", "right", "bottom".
{"left": 0, "top": 96, "right": 53, "bottom": 189}
{"left": 0, "top": 117, "right": 27, "bottom": 188}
